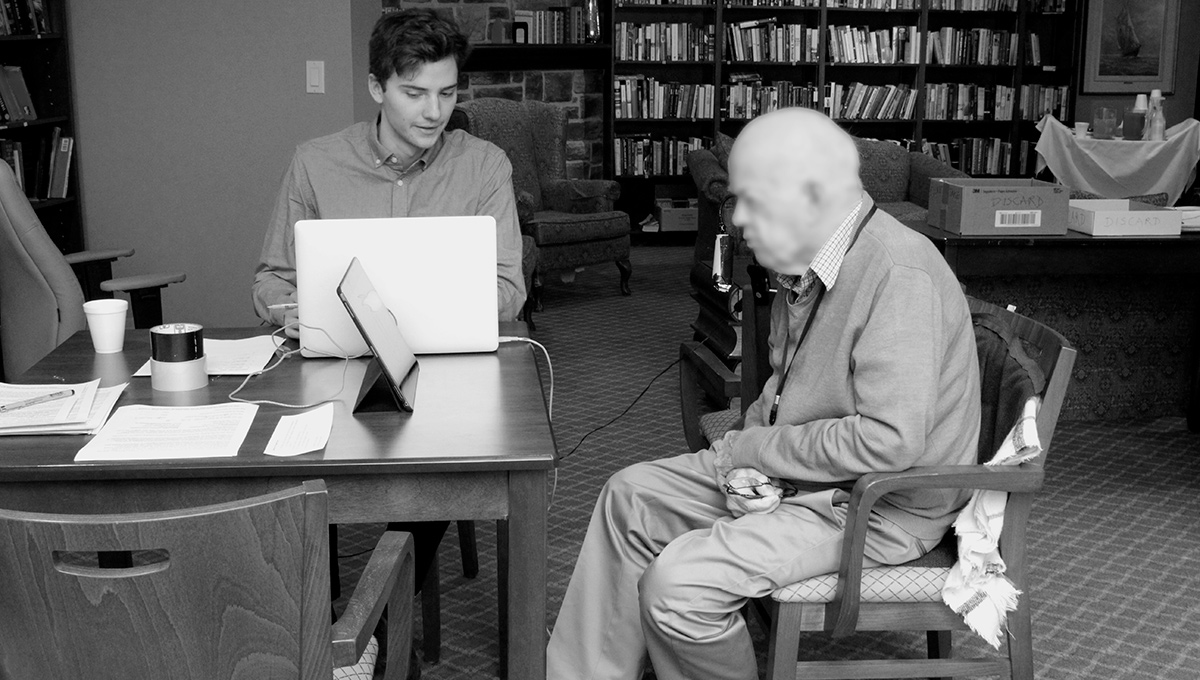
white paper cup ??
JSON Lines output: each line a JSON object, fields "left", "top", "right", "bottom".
{"left": 83, "top": 299, "right": 129, "bottom": 354}
{"left": 1074, "top": 122, "right": 1090, "bottom": 135}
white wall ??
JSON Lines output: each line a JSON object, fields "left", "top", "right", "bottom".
{"left": 68, "top": 0, "right": 357, "bottom": 326}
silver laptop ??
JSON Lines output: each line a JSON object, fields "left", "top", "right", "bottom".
{"left": 294, "top": 216, "right": 499, "bottom": 356}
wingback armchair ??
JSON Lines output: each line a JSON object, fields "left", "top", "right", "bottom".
{"left": 454, "top": 98, "right": 632, "bottom": 308}
{"left": 0, "top": 161, "right": 184, "bottom": 379}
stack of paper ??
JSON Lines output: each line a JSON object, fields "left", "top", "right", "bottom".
{"left": 0, "top": 379, "right": 124, "bottom": 436}
{"left": 75, "top": 403, "right": 259, "bottom": 462}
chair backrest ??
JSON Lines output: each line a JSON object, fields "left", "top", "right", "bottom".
{"left": 852, "top": 137, "right": 912, "bottom": 203}
{"left": 456, "top": 98, "right": 568, "bottom": 212}
{"left": 967, "top": 296, "right": 1076, "bottom": 461}
{"left": 0, "top": 161, "right": 86, "bottom": 378}
{"left": 0, "top": 480, "right": 333, "bottom": 680}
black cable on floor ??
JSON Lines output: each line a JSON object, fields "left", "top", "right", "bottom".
{"left": 559, "top": 358, "right": 681, "bottom": 461}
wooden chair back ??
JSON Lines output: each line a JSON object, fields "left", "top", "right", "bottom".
{"left": 0, "top": 480, "right": 333, "bottom": 680}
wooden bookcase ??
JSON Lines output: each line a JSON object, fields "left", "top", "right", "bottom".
{"left": 610, "top": 0, "right": 1077, "bottom": 186}
{"left": 0, "top": 0, "right": 82, "bottom": 253}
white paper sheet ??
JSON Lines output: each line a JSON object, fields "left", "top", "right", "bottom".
{"left": 263, "top": 403, "right": 334, "bottom": 457}
{"left": 0, "top": 379, "right": 100, "bottom": 432}
{"left": 0, "top": 384, "right": 126, "bottom": 436}
{"left": 133, "top": 336, "right": 282, "bottom": 377}
{"left": 75, "top": 403, "right": 259, "bottom": 461}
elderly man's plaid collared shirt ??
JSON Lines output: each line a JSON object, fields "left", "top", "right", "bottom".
{"left": 775, "top": 199, "right": 864, "bottom": 303}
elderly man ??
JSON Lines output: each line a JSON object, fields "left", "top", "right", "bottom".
{"left": 547, "top": 108, "right": 981, "bottom": 680}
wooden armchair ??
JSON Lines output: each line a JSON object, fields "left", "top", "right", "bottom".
{"left": 0, "top": 480, "right": 414, "bottom": 680}
{"left": 761, "top": 298, "right": 1076, "bottom": 680}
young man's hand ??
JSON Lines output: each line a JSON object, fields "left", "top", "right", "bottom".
{"left": 283, "top": 308, "right": 300, "bottom": 339}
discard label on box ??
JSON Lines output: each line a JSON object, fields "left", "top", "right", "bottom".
{"left": 927, "top": 178, "right": 1068, "bottom": 236}
{"left": 655, "top": 198, "right": 699, "bottom": 232}
{"left": 1067, "top": 199, "right": 1182, "bottom": 237}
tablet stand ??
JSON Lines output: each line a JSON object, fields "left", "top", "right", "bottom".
{"left": 352, "top": 359, "right": 406, "bottom": 414}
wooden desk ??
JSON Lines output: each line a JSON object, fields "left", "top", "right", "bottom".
{"left": 0, "top": 325, "right": 556, "bottom": 680}
{"left": 911, "top": 224, "right": 1200, "bottom": 431}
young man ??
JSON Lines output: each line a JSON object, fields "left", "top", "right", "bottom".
{"left": 251, "top": 10, "right": 525, "bottom": 652}
{"left": 547, "top": 108, "right": 981, "bottom": 680}
{"left": 252, "top": 9, "right": 526, "bottom": 331}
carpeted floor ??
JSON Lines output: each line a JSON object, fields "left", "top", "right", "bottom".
{"left": 335, "top": 245, "right": 1200, "bottom": 680}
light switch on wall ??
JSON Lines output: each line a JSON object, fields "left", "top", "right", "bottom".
{"left": 306, "top": 60, "right": 325, "bottom": 94}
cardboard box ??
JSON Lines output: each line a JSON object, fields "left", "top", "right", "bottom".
{"left": 1067, "top": 199, "right": 1182, "bottom": 237}
{"left": 655, "top": 198, "right": 699, "bottom": 232}
{"left": 927, "top": 178, "right": 1069, "bottom": 236}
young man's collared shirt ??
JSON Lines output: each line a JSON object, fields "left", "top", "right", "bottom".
{"left": 774, "top": 197, "right": 863, "bottom": 304}
{"left": 252, "top": 120, "right": 526, "bottom": 326}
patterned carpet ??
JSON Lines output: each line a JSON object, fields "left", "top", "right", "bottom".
{"left": 335, "top": 245, "right": 1200, "bottom": 679}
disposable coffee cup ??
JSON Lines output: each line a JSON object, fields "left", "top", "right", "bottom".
{"left": 82, "top": 299, "right": 129, "bottom": 354}
{"left": 1074, "top": 122, "right": 1089, "bottom": 136}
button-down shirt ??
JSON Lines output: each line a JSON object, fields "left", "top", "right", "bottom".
{"left": 252, "top": 120, "right": 526, "bottom": 326}
{"left": 775, "top": 198, "right": 864, "bottom": 304}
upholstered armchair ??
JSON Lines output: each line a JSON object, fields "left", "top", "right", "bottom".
{"left": 454, "top": 98, "right": 632, "bottom": 308}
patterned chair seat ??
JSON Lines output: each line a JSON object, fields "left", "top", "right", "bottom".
{"left": 332, "top": 635, "right": 379, "bottom": 680}
{"left": 699, "top": 406, "right": 742, "bottom": 444}
{"left": 529, "top": 210, "right": 631, "bottom": 246}
{"left": 772, "top": 566, "right": 949, "bottom": 604}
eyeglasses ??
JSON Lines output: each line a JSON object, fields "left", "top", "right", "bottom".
{"left": 723, "top": 478, "right": 798, "bottom": 500}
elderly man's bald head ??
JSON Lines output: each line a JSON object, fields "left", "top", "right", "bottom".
{"left": 726, "top": 108, "right": 864, "bottom": 275}
{"left": 730, "top": 108, "right": 861, "bottom": 196}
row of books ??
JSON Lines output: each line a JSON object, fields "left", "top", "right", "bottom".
{"left": 618, "top": 0, "right": 709, "bottom": 4}
{"left": 1020, "top": 83, "right": 1069, "bottom": 121}
{"left": 921, "top": 136, "right": 1037, "bottom": 176}
{"left": 925, "top": 83, "right": 1016, "bottom": 121}
{"left": 512, "top": 8, "right": 587, "bottom": 45}
{"left": 614, "top": 22, "right": 716, "bottom": 62}
{"left": 723, "top": 77, "right": 819, "bottom": 119}
{"left": 726, "top": 19, "right": 820, "bottom": 63}
{"left": 614, "top": 135, "right": 708, "bottom": 177}
{"left": 0, "top": 0, "right": 50, "bottom": 36}
{"left": 1, "top": 127, "right": 74, "bottom": 200}
{"left": 614, "top": 76, "right": 716, "bottom": 119}
{"left": 0, "top": 64, "right": 37, "bottom": 123}
{"left": 828, "top": 24, "right": 920, "bottom": 64}
{"left": 927, "top": 0, "right": 1016, "bottom": 9}
{"left": 927, "top": 28, "right": 1040, "bottom": 66}
{"left": 827, "top": 81, "right": 918, "bottom": 120}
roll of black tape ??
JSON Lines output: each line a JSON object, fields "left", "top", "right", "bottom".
{"left": 150, "top": 323, "right": 204, "bottom": 363}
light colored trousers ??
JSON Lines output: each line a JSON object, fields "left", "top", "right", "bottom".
{"left": 547, "top": 449, "right": 932, "bottom": 680}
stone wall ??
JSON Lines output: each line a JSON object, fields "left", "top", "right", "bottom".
{"left": 386, "top": 0, "right": 605, "bottom": 178}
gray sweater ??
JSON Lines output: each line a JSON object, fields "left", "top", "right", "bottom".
{"left": 730, "top": 195, "right": 981, "bottom": 541}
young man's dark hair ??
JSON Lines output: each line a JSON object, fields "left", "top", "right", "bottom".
{"left": 369, "top": 9, "right": 470, "bottom": 86}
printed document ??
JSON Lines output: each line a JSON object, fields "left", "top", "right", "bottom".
{"left": 263, "top": 403, "right": 334, "bottom": 457}
{"left": 0, "top": 379, "right": 99, "bottom": 432}
{"left": 75, "top": 403, "right": 259, "bottom": 461}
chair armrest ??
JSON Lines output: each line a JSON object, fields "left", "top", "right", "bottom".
{"left": 686, "top": 149, "right": 730, "bottom": 204}
{"left": 63, "top": 248, "right": 135, "bottom": 266}
{"left": 331, "top": 530, "right": 415, "bottom": 668}
{"left": 682, "top": 341, "right": 740, "bottom": 400}
{"left": 99, "top": 271, "right": 186, "bottom": 293}
{"left": 542, "top": 178, "right": 620, "bottom": 213}
{"left": 828, "top": 463, "right": 1044, "bottom": 638}
{"left": 906, "top": 151, "right": 969, "bottom": 209}
{"left": 515, "top": 188, "right": 538, "bottom": 233}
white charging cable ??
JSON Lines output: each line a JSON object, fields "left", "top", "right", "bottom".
{"left": 499, "top": 335, "right": 554, "bottom": 422}
{"left": 227, "top": 323, "right": 364, "bottom": 409}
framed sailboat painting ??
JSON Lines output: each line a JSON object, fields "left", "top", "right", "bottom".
{"left": 1083, "top": 0, "right": 1180, "bottom": 93}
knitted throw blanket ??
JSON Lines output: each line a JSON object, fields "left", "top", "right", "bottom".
{"left": 942, "top": 397, "right": 1042, "bottom": 649}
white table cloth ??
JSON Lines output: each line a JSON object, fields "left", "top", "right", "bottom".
{"left": 1035, "top": 115, "right": 1200, "bottom": 205}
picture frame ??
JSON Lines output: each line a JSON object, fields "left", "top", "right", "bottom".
{"left": 1082, "top": 0, "right": 1180, "bottom": 93}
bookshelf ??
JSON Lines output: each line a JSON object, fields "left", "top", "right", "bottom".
{"left": 0, "top": 0, "right": 81, "bottom": 253}
{"left": 609, "top": 0, "right": 1075, "bottom": 184}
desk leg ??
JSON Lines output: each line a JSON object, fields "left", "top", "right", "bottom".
{"left": 502, "top": 470, "right": 547, "bottom": 680}
{"left": 1189, "top": 289, "right": 1200, "bottom": 432}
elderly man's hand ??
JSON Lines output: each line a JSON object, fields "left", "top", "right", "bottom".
{"left": 283, "top": 308, "right": 300, "bottom": 339}
{"left": 723, "top": 468, "right": 783, "bottom": 518}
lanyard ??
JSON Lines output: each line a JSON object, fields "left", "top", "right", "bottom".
{"left": 768, "top": 204, "right": 877, "bottom": 426}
